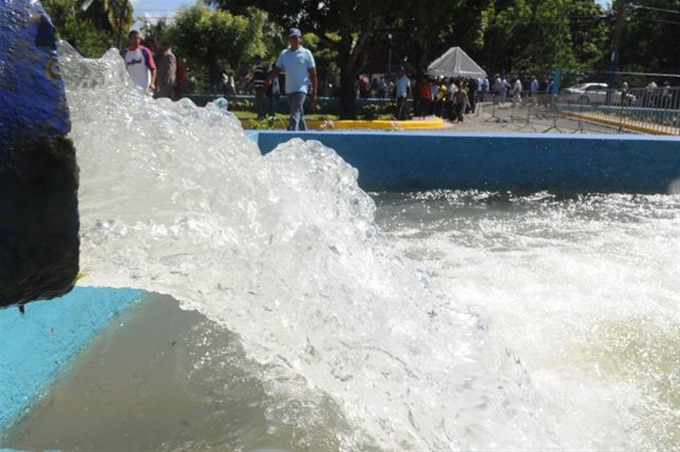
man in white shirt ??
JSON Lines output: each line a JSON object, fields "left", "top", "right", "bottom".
{"left": 512, "top": 77, "right": 522, "bottom": 106}
{"left": 395, "top": 67, "right": 411, "bottom": 120}
{"left": 122, "top": 30, "right": 156, "bottom": 92}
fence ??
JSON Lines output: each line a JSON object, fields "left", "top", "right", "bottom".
{"left": 479, "top": 86, "right": 680, "bottom": 135}
{"left": 185, "top": 87, "right": 680, "bottom": 135}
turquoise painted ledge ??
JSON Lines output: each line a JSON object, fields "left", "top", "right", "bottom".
{"left": 0, "top": 287, "right": 145, "bottom": 431}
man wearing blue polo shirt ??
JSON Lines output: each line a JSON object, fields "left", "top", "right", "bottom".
{"left": 271, "top": 28, "right": 318, "bottom": 131}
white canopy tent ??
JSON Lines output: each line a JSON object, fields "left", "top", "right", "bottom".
{"left": 426, "top": 47, "right": 487, "bottom": 79}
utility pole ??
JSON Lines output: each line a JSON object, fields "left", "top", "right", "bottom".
{"left": 608, "top": 0, "right": 626, "bottom": 90}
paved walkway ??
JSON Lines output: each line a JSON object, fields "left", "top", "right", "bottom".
{"left": 242, "top": 102, "right": 678, "bottom": 135}
{"left": 563, "top": 111, "right": 680, "bottom": 135}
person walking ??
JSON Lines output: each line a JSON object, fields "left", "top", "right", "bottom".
{"left": 395, "top": 67, "right": 411, "bottom": 120}
{"left": 451, "top": 80, "right": 470, "bottom": 123}
{"left": 122, "top": 30, "right": 156, "bottom": 93}
{"left": 467, "top": 78, "right": 477, "bottom": 114}
{"left": 155, "top": 41, "right": 176, "bottom": 99}
{"left": 270, "top": 28, "right": 317, "bottom": 131}
{"left": 512, "top": 76, "right": 522, "bottom": 106}
{"left": 417, "top": 75, "right": 432, "bottom": 118}
{"left": 267, "top": 63, "right": 281, "bottom": 117}
{"left": 222, "top": 69, "right": 235, "bottom": 95}
{"left": 492, "top": 74, "right": 502, "bottom": 105}
{"left": 251, "top": 61, "right": 268, "bottom": 120}
{"left": 530, "top": 76, "right": 539, "bottom": 106}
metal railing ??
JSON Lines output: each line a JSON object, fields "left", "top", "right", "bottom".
{"left": 184, "top": 88, "right": 680, "bottom": 135}
{"left": 561, "top": 86, "right": 679, "bottom": 135}
{"left": 479, "top": 87, "right": 679, "bottom": 135}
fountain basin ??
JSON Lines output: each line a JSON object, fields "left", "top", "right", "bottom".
{"left": 252, "top": 131, "right": 680, "bottom": 194}
{"left": 1, "top": 130, "right": 678, "bottom": 435}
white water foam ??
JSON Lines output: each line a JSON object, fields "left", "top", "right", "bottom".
{"left": 54, "top": 44, "right": 679, "bottom": 450}
{"left": 376, "top": 190, "right": 679, "bottom": 451}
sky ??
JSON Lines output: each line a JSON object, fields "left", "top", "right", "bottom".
{"left": 131, "top": 0, "right": 612, "bottom": 24}
{"left": 131, "top": 0, "right": 190, "bottom": 23}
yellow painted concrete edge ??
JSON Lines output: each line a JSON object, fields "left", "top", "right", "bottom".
{"left": 330, "top": 118, "right": 445, "bottom": 130}
{"left": 242, "top": 118, "right": 445, "bottom": 130}
{"left": 564, "top": 112, "right": 679, "bottom": 136}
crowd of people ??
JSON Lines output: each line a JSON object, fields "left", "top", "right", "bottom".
{"left": 350, "top": 70, "right": 561, "bottom": 123}
{"left": 123, "top": 28, "right": 675, "bottom": 129}
{"left": 380, "top": 71, "right": 553, "bottom": 122}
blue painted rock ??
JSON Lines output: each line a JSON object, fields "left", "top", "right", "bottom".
{"left": 0, "top": 0, "right": 79, "bottom": 309}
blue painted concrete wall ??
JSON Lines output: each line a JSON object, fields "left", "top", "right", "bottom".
{"left": 255, "top": 131, "right": 680, "bottom": 194}
{"left": 0, "top": 287, "right": 144, "bottom": 432}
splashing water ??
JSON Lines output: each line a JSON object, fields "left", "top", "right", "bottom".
{"left": 46, "top": 43, "right": 552, "bottom": 450}
{"left": 376, "top": 190, "right": 679, "bottom": 450}
{"left": 10, "top": 44, "right": 678, "bottom": 450}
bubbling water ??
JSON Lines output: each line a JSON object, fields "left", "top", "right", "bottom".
{"left": 375, "top": 190, "right": 679, "bottom": 451}
{"left": 57, "top": 44, "right": 551, "bottom": 450}
{"left": 46, "top": 43, "right": 679, "bottom": 451}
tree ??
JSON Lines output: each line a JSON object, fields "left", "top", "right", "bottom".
{"left": 481, "top": 0, "right": 572, "bottom": 77}
{"left": 78, "top": 0, "right": 132, "bottom": 45}
{"left": 389, "top": 0, "right": 490, "bottom": 73}
{"left": 477, "top": 0, "right": 612, "bottom": 84}
{"left": 568, "top": 0, "right": 609, "bottom": 70}
{"left": 211, "top": 0, "right": 494, "bottom": 117}
{"left": 42, "top": 0, "right": 117, "bottom": 57}
{"left": 211, "top": 0, "right": 398, "bottom": 118}
{"left": 167, "top": 4, "right": 267, "bottom": 92}
{"left": 617, "top": 0, "right": 680, "bottom": 80}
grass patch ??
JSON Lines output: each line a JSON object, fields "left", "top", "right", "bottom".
{"left": 233, "top": 111, "right": 341, "bottom": 121}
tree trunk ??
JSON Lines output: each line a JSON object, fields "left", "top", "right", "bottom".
{"left": 208, "top": 50, "right": 219, "bottom": 94}
{"left": 336, "top": 29, "right": 374, "bottom": 119}
{"left": 338, "top": 35, "right": 357, "bottom": 119}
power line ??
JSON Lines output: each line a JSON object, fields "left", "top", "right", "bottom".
{"left": 614, "top": 71, "right": 680, "bottom": 78}
{"left": 629, "top": 4, "right": 680, "bottom": 15}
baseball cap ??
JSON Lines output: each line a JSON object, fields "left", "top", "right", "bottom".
{"left": 288, "top": 28, "right": 301, "bottom": 38}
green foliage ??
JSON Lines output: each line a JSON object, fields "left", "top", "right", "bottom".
{"left": 568, "top": 0, "right": 609, "bottom": 68}
{"left": 77, "top": 0, "right": 132, "bottom": 37}
{"left": 249, "top": 115, "right": 288, "bottom": 130}
{"left": 209, "top": 0, "right": 398, "bottom": 118}
{"left": 166, "top": 4, "right": 267, "bottom": 89}
{"left": 391, "top": 0, "right": 490, "bottom": 71}
{"left": 478, "top": 0, "right": 612, "bottom": 78}
{"left": 228, "top": 100, "right": 254, "bottom": 111}
{"left": 360, "top": 104, "right": 383, "bottom": 120}
{"left": 617, "top": 0, "right": 680, "bottom": 76}
{"left": 42, "top": 0, "right": 124, "bottom": 57}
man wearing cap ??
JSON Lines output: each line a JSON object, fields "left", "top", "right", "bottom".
{"left": 270, "top": 28, "right": 317, "bottom": 130}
